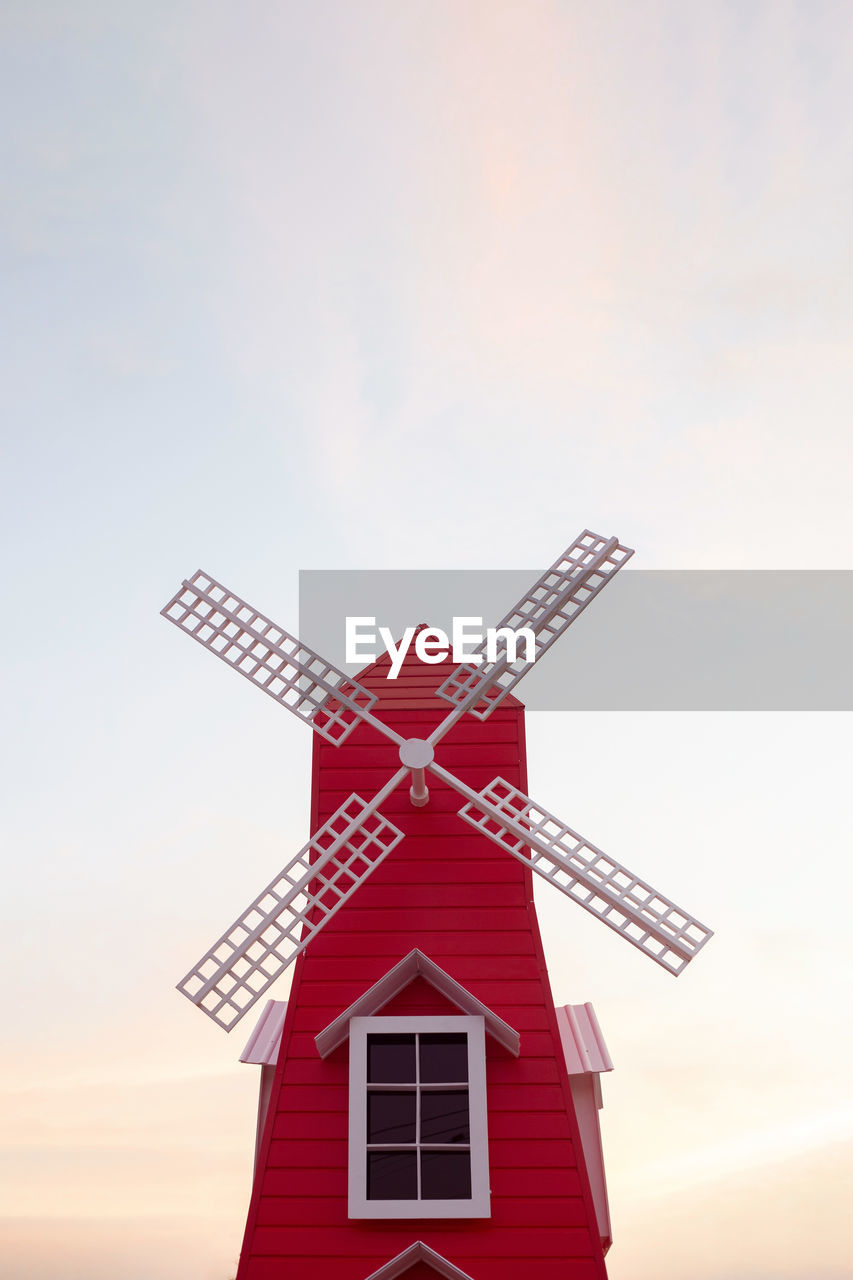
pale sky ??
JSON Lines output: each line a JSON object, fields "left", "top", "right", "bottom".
{"left": 2, "top": 3, "right": 852, "bottom": 1279}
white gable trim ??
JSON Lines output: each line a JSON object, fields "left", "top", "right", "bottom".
{"left": 363, "top": 1239, "right": 476, "bottom": 1280}
{"left": 314, "top": 948, "right": 520, "bottom": 1059}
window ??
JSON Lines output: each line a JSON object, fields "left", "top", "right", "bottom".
{"left": 348, "top": 1014, "right": 490, "bottom": 1218}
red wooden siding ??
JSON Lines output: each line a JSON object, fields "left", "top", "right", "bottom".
{"left": 236, "top": 643, "right": 609, "bottom": 1280}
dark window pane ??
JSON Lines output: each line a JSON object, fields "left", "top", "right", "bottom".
{"left": 367, "top": 1092, "right": 416, "bottom": 1144}
{"left": 367, "top": 1034, "right": 416, "bottom": 1083}
{"left": 420, "top": 1090, "right": 470, "bottom": 1144}
{"left": 421, "top": 1149, "right": 472, "bottom": 1200}
{"left": 419, "top": 1033, "right": 468, "bottom": 1083}
{"left": 367, "top": 1150, "right": 418, "bottom": 1200}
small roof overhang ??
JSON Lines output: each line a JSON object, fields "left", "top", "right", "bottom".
{"left": 239, "top": 999, "right": 288, "bottom": 1065}
{"left": 555, "top": 1002, "right": 613, "bottom": 1075}
{"left": 314, "top": 948, "right": 520, "bottom": 1059}
{"left": 363, "top": 1240, "right": 476, "bottom": 1280}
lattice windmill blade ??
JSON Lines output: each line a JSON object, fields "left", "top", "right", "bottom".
{"left": 446, "top": 772, "right": 712, "bottom": 975}
{"left": 178, "top": 790, "right": 406, "bottom": 1030}
{"left": 436, "top": 530, "right": 633, "bottom": 721}
{"left": 162, "top": 570, "right": 381, "bottom": 746}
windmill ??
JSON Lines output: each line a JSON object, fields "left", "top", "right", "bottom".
{"left": 163, "top": 530, "right": 712, "bottom": 1280}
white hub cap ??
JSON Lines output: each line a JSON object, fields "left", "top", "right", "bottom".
{"left": 399, "top": 738, "right": 435, "bottom": 769}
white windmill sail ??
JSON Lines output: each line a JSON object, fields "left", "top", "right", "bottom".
{"left": 446, "top": 771, "right": 713, "bottom": 975}
{"left": 178, "top": 788, "right": 405, "bottom": 1029}
{"left": 436, "top": 530, "right": 633, "bottom": 721}
{"left": 162, "top": 571, "right": 379, "bottom": 745}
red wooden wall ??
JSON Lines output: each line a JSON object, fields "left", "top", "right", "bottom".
{"left": 235, "top": 643, "right": 609, "bottom": 1280}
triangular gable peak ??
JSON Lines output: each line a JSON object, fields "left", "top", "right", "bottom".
{"left": 363, "top": 1239, "right": 476, "bottom": 1280}
{"left": 314, "top": 949, "right": 520, "bottom": 1059}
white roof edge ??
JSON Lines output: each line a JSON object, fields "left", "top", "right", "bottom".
{"left": 239, "top": 999, "right": 288, "bottom": 1065}
{"left": 363, "top": 1240, "right": 476, "bottom": 1280}
{"left": 315, "top": 949, "right": 520, "bottom": 1059}
{"left": 555, "top": 1002, "right": 614, "bottom": 1075}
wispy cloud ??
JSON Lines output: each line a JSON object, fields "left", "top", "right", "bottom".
{"left": 624, "top": 1105, "right": 853, "bottom": 1198}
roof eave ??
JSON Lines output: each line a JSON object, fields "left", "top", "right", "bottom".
{"left": 315, "top": 948, "right": 520, "bottom": 1059}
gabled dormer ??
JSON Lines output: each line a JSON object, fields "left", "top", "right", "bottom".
{"left": 313, "top": 949, "right": 520, "bottom": 1220}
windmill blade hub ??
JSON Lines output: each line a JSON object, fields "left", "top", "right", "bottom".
{"left": 399, "top": 738, "right": 434, "bottom": 807}
{"left": 398, "top": 738, "right": 434, "bottom": 769}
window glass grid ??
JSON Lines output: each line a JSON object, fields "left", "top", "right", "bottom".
{"left": 366, "top": 1032, "right": 471, "bottom": 1201}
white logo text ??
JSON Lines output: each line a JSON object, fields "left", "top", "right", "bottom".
{"left": 345, "top": 617, "right": 535, "bottom": 679}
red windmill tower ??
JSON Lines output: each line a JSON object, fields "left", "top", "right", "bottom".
{"left": 163, "top": 532, "right": 713, "bottom": 1280}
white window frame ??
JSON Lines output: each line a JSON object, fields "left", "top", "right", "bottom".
{"left": 348, "top": 1014, "right": 490, "bottom": 1219}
